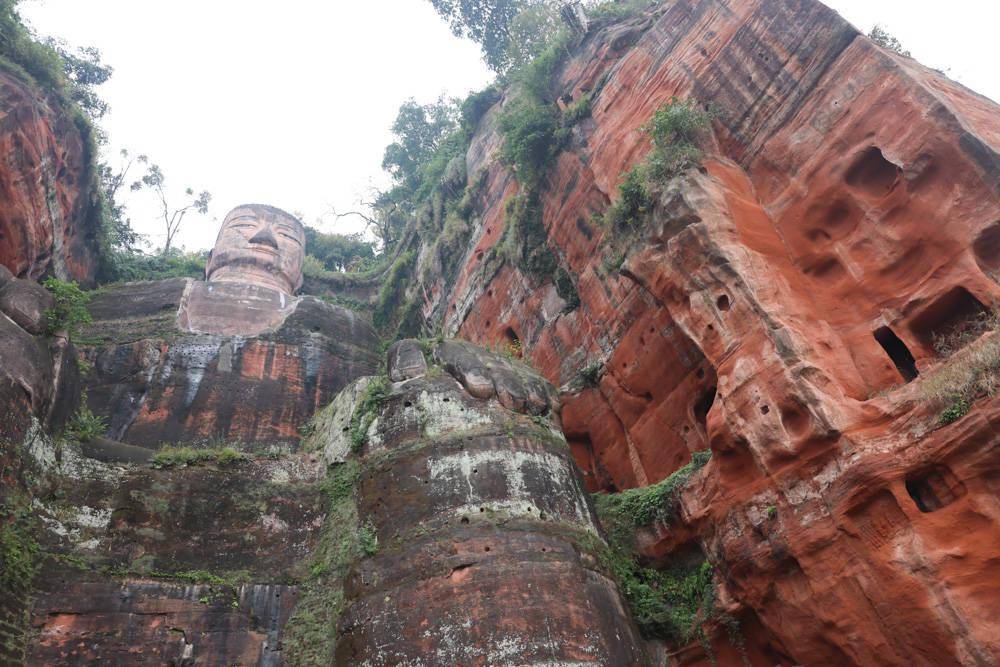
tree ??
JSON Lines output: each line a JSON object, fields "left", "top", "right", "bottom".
{"left": 303, "top": 227, "right": 375, "bottom": 273}
{"left": 427, "top": 0, "right": 535, "bottom": 73}
{"left": 869, "top": 24, "right": 911, "bottom": 57}
{"left": 132, "top": 162, "right": 211, "bottom": 254}
{"left": 381, "top": 97, "right": 460, "bottom": 192}
{"left": 45, "top": 39, "right": 113, "bottom": 119}
{"left": 99, "top": 149, "right": 144, "bottom": 252}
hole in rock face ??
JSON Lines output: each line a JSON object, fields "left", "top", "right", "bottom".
{"left": 845, "top": 147, "right": 902, "bottom": 197}
{"left": 905, "top": 466, "right": 966, "bottom": 512}
{"left": 503, "top": 327, "right": 523, "bottom": 358}
{"left": 803, "top": 256, "right": 846, "bottom": 281}
{"left": 874, "top": 326, "right": 919, "bottom": 382}
{"left": 908, "top": 286, "right": 989, "bottom": 353}
{"left": 476, "top": 250, "right": 484, "bottom": 262}
{"left": 460, "top": 516, "right": 469, "bottom": 524}
{"left": 760, "top": 405, "right": 770, "bottom": 414}
{"left": 716, "top": 295, "right": 730, "bottom": 311}
{"left": 973, "top": 222, "right": 1000, "bottom": 280}
{"left": 693, "top": 386, "right": 717, "bottom": 430}
{"left": 779, "top": 401, "right": 810, "bottom": 437}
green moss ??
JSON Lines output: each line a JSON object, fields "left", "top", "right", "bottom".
{"left": 588, "top": 451, "right": 718, "bottom": 643}
{"left": 283, "top": 461, "right": 363, "bottom": 665}
{"left": 939, "top": 397, "right": 971, "bottom": 425}
{"left": 151, "top": 444, "right": 248, "bottom": 469}
{"left": 349, "top": 377, "right": 390, "bottom": 453}
{"left": 373, "top": 251, "right": 415, "bottom": 331}
{"left": 593, "top": 450, "right": 711, "bottom": 535}
{"left": 43, "top": 277, "right": 93, "bottom": 337}
{"left": 0, "top": 503, "right": 40, "bottom": 592}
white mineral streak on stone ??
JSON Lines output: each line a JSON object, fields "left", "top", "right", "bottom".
{"left": 174, "top": 337, "right": 224, "bottom": 408}
{"left": 260, "top": 513, "right": 289, "bottom": 534}
{"left": 24, "top": 419, "right": 127, "bottom": 482}
{"left": 417, "top": 389, "right": 494, "bottom": 438}
{"left": 309, "top": 376, "right": 373, "bottom": 466}
{"left": 34, "top": 498, "right": 111, "bottom": 544}
{"left": 427, "top": 450, "right": 596, "bottom": 531}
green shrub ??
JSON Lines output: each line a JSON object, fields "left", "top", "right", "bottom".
{"left": 498, "top": 100, "right": 565, "bottom": 187}
{"left": 349, "top": 377, "right": 390, "bottom": 453}
{"left": 606, "top": 165, "right": 650, "bottom": 227}
{"left": 43, "top": 277, "right": 92, "bottom": 337}
{"left": 588, "top": 0, "right": 656, "bottom": 23}
{"left": 65, "top": 396, "right": 106, "bottom": 442}
{"left": 580, "top": 363, "right": 602, "bottom": 387}
{"left": 644, "top": 97, "right": 711, "bottom": 182}
{"left": 593, "top": 449, "right": 711, "bottom": 532}
{"left": 563, "top": 93, "right": 592, "bottom": 125}
{"left": 938, "top": 397, "right": 971, "bottom": 425}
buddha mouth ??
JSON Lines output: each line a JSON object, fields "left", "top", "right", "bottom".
{"left": 246, "top": 244, "right": 279, "bottom": 257}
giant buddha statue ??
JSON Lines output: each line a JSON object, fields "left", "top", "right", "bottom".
{"left": 205, "top": 204, "right": 306, "bottom": 295}
{"left": 76, "top": 204, "right": 380, "bottom": 449}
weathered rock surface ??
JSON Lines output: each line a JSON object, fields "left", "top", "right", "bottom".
{"left": 0, "top": 279, "right": 78, "bottom": 441}
{"left": 77, "top": 278, "right": 380, "bottom": 447}
{"left": 335, "top": 340, "right": 646, "bottom": 665}
{"left": 21, "top": 430, "right": 325, "bottom": 666}
{"left": 0, "top": 71, "right": 102, "bottom": 285}
{"left": 0, "top": 277, "right": 53, "bottom": 334}
{"left": 393, "top": 0, "right": 1000, "bottom": 663}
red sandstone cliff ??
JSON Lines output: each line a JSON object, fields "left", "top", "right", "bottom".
{"left": 0, "top": 68, "right": 102, "bottom": 286}
{"left": 398, "top": 0, "right": 1000, "bottom": 663}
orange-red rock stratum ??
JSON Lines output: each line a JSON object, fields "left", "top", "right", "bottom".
{"left": 401, "top": 0, "right": 1000, "bottom": 663}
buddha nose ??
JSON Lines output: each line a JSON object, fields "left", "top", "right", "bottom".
{"left": 249, "top": 226, "right": 279, "bottom": 250}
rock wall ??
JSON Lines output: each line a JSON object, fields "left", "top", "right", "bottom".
{"left": 396, "top": 0, "right": 1000, "bottom": 663}
{"left": 333, "top": 339, "right": 646, "bottom": 664}
{"left": 0, "top": 69, "right": 101, "bottom": 286}
{"left": 77, "top": 278, "right": 380, "bottom": 448}
{"left": 21, "top": 428, "right": 326, "bottom": 666}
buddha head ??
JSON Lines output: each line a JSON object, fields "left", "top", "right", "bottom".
{"left": 206, "top": 204, "right": 306, "bottom": 295}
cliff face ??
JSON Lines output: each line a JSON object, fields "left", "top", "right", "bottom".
{"left": 1, "top": 0, "right": 999, "bottom": 664}
{"left": 400, "top": 0, "right": 1000, "bottom": 663}
{"left": 76, "top": 279, "right": 380, "bottom": 448}
{"left": 0, "top": 69, "right": 101, "bottom": 286}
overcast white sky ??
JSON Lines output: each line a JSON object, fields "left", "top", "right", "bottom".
{"left": 20, "top": 0, "right": 999, "bottom": 253}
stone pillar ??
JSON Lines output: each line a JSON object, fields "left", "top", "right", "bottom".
{"left": 334, "top": 339, "right": 646, "bottom": 665}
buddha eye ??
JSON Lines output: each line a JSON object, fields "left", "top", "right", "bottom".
{"left": 230, "top": 223, "right": 255, "bottom": 230}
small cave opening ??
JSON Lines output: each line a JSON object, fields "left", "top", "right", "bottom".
{"left": 908, "top": 286, "right": 989, "bottom": 353}
{"left": 905, "top": 466, "right": 966, "bottom": 513}
{"left": 502, "top": 327, "right": 523, "bottom": 358}
{"left": 845, "top": 146, "right": 902, "bottom": 198}
{"left": 693, "top": 385, "right": 717, "bottom": 430}
{"left": 873, "top": 326, "right": 918, "bottom": 382}
{"left": 973, "top": 221, "right": 1000, "bottom": 280}
{"left": 716, "top": 294, "right": 730, "bottom": 311}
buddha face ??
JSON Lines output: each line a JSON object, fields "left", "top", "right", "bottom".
{"left": 206, "top": 205, "right": 306, "bottom": 294}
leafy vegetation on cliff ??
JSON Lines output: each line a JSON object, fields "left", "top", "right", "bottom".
{"left": 42, "top": 277, "right": 92, "bottom": 336}
{"left": 590, "top": 450, "right": 719, "bottom": 643}
{"left": 605, "top": 97, "right": 712, "bottom": 227}
{"left": 283, "top": 460, "right": 363, "bottom": 665}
